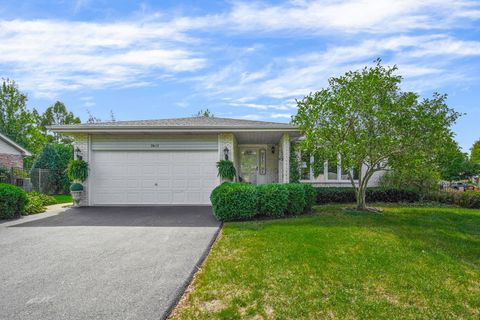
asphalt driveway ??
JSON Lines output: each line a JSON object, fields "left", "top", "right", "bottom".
{"left": 0, "top": 206, "right": 220, "bottom": 320}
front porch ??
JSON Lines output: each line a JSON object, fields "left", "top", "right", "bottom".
{"left": 218, "top": 131, "right": 296, "bottom": 184}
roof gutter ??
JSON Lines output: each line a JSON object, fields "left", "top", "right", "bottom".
{"left": 48, "top": 126, "right": 300, "bottom": 134}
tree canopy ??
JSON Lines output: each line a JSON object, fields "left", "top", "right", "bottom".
{"left": 0, "top": 79, "right": 46, "bottom": 157}
{"left": 39, "top": 101, "right": 81, "bottom": 144}
{"left": 471, "top": 139, "right": 480, "bottom": 164}
{"left": 195, "top": 109, "right": 214, "bottom": 117}
{"left": 0, "top": 78, "right": 81, "bottom": 170}
{"left": 292, "top": 60, "right": 460, "bottom": 210}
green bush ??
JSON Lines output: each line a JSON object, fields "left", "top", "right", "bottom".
{"left": 302, "top": 184, "right": 317, "bottom": 212}
{"left": 70, "top": 183, "right": 84, "bottom": 191}
{"left": 210, "top": 183, "right": 257, "bottom": 221}
{"left": 316, "top": 187, "right": 356, "bottom": 204}
{"left": 0, "top": 183, "right": 28, "bottom": 219}
{"left": 455, "top": 191, "right": 480, "bottom": 208}
{"left": 315, "top": 187, "right": 420, "bottom": 204}
{"left": 29, "top": 192, "right": 57, "bottom": 206}
{"left": 285, "top": 183, "right": 306, "bottom": 215}
{"left": 256, "top": 184, "right": 288, "bottom": 217}
{"left": 30, "top": 144, "right": 73, "bottom": 194}
{"left": 425, "top": 191, "right": 455, "bottom": 205}
{"left": 25, "top": 193, "right": 46, "bottom": 215}
{"left": 366, "top": 188, "right": 420, "bottom": 202}
{"left": 425, "top": 190, "right": 480, "bottom": 208}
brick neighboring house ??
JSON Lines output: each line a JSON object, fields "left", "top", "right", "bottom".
{"left": 0, "top": 133, "right": 31, "bottom": 169}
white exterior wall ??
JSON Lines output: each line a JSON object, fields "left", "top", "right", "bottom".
{"left": 278, "top": 133, "right": 290, "bottom": 183}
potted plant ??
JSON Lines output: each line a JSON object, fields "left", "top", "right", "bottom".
{"left": 216, "top": 160, "right": 236, "bottom": 182}
{"left": 66, "top": 159, "right": 89, "bottom": 207}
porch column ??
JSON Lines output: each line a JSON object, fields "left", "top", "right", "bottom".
{"left": 280, "top": 133, "right": 290, "bottom": 183}
{"left": 72, "top": 133, "right": 90, "bottom": 206}
{"left": 218, "top": 133, "right": 237, "bottom": 182}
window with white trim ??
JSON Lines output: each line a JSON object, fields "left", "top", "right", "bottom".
{"left": 299, "top": 151, "right": 359, "bottom": 182}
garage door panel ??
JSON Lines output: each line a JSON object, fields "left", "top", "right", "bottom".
{"left": 91, "top": 150, "right": 217, "bottom": 205}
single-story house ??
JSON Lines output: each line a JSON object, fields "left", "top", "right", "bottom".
{"left": 51, "top": 117, "right": 381, "bottom": 206}
{"left": 0, "top": 133, "right": 31, "bottom": 169}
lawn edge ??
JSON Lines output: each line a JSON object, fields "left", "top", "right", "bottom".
{"left": 164, "top": 223, "right": 223, "bottom": 320}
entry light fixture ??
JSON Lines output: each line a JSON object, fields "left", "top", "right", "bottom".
{"left": 223, "top": 146, "right": 229, "bottom": 160}
{"left": 74, "top": 146, "right": 83, "bottom": 161}
{"left": 271, "top": 146, "right": 275, "bottom": 154}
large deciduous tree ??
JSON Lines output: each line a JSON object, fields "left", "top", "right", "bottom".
{"left": 0, "top": 79, "right": 46, "bottom": 161}
{"left": 39, "top": 101, "right": 81, "bottom": 143}
{"left": 292, "top": 60, "right": 460, "bottom": 210}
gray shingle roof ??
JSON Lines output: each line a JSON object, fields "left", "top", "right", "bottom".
{"left": 51, "top": 116, "right": 297, "bottom": 131}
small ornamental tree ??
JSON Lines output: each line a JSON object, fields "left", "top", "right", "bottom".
{"left": 292, "top": 60, "right": 460, "bottom": 210}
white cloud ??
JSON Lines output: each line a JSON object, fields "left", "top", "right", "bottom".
{"left": 0, "top": 19, "right": 205, "bottom": 97}
{"left": 195, "top": 33, "right": 480, "bottom": 102}
{"left": 226, "top": 0, "right": 480, "bottom": 34}
{"left": 1, "top": 0, "right": 479, "bottom": 104}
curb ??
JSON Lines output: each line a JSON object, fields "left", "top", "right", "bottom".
{"left": 162, "top": 223, "right": 223, "bottom": 319}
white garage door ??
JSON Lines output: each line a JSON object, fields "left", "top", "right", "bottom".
{"left": 90, "top": 150, "right": 218, "bottom": 205}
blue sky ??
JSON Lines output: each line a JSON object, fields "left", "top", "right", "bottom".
{"left": 0, "top": 0, "right": 479, "bottom": 151}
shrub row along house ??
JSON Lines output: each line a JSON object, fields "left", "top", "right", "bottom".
{"left": 51, "top": 116, "right": 381, "bottom": 207}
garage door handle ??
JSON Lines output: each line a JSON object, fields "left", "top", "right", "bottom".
{"left": 154, "top": 183, "right": 158, "bottom": 186}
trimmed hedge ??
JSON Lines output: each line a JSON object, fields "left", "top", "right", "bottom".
{"left": 426, "top": 190, "right": 480, "bottom": 208}
{"left": 256, "top": 184, "right": 288, "bottom": 217}
{"left": 0, "top": 183, "right": 28, "bottom": 219}
{"left": 210, "top": 182, "right": 315, "bottom": 221}
{"left": 455, "top": 191, "right": 480, "bottom": 208}
{"left": 303, "top": 183, "right": 317, "bottom": 212}
{"left": 285, "top": 183, "right": 306, "bottom": 215}
{"left": 316, "top": 187, "right": 420, "bottom": 204}
{"left": 210, "top": 183, "right": 257, "bottom": 221}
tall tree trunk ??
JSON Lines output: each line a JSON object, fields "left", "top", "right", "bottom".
{"left": 356, "top": 186, "right": 367, "bottom": 210}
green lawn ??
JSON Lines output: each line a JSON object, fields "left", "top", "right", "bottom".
{"left": 52, "top": 194, "right": 72, "bottom": 204}
{"left": 172, "top": 204, "right": 480, "bottom": 320}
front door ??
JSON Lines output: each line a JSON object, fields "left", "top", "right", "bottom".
{"left": 240, "top": 148, "right": 258, "bottom": 184}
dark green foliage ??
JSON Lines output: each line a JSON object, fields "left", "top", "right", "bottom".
{"left": 426, "top": 191, "right": 480, "bottom": 208}
{"left": 210, "top": 183, "right": 257, "bottom": 221}
{"left": 0, "top": 183, "right": 28, "bottom": 219}
{"left": 256, "top": 184, "right": 288, "bottom": 217}
{"left": 285, "top": 183, "right": 305, "bottom": 215}
{"left": 316, "top": 187, "right": 356, "bottom": 203}
{"left": 425, "top": 191, "right": 455, "bottom": 205}
{"left": 30, "top": 144, "right": 73, "bottom": 194}
{"left": 366, "top": 188, "right": 420, "bottom": 202}
{"left": 66, "top": 159, "right": 89, "bottom": 182}
{"left": 70, "top": 183, "right": 84, "bottom": 191}
{"left": 289, "top": 142, "right": 300, "bottom": 183}
{"left": 316, "top": 187, "right": 420, "bottom": 204}
{"left": 302, "top": 183, "right": 317, "bottom": 212}
{"left": 454, "top": 191, "right": 480, "bottom": 208}
{"left": 216, "top": 160, "right": 236, "bottom": 181}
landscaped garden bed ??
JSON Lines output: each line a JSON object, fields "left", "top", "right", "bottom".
{"left": 171, "top": 204, "right": 480, "bottom": 319}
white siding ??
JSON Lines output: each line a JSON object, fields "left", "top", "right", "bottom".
{"left": 0, "top": 139, "right": 22, "bottom": 155}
